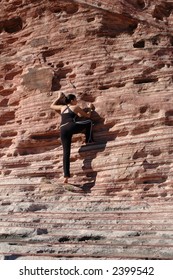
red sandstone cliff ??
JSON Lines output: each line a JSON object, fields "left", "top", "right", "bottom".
{"left": 0, "top": 0, "right": 173, "bottom": 259}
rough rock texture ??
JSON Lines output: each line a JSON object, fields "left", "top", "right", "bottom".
{"left": 0, "top": 0, "right": 173, "bottom": 259}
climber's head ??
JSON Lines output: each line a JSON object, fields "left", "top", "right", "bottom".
{"left": 65, "top": 94, "right": 77, "bottom": 105}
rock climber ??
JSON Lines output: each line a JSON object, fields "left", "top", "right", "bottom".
{"left": 50, "top": 92, "right": 95, "bottom": 184}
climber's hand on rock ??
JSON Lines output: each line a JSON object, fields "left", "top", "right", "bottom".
{"left": 89, "top": 103, "right": 95, "bottom": 111}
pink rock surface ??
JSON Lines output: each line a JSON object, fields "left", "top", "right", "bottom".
{"left": 1, "top": 0, "right": 172, "bottom": 189}
{"left": 0, "top": 0, "right": 173, "bottom": 259}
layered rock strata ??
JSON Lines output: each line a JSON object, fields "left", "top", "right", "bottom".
{"left": 0, "top": 182, "right": 173, "bottom": 260}
{"left": 0, "top": 0, "right": 173, "bottom": 188}
{"left": 0, "top": 0, "right": 173, "bottom": 259}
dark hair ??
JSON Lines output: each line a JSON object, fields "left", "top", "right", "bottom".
{"left": 65, "top": 94, "right": 76, "bottom": 104}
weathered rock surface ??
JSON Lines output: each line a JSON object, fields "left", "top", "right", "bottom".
{"left": 0, "top": 0, "right": 173, "bottom": 259}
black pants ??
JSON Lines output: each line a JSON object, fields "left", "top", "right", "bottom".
{"left": 60, "top": 120, "right": 93, "bottom": 178}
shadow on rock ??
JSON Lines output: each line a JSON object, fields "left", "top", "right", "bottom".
{"left": 78, "top": 109, "right": 117, "bottom": 192}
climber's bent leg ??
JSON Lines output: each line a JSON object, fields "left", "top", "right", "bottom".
{"left": 73, "top": 119, "right": 94, "bottom": 143}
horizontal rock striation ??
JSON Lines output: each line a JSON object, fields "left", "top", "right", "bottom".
{"left": 0, "top": 0, "right": 173, "bottom": 259}
{"left": 0, "top": 181, "right": 173, "bottom": 260}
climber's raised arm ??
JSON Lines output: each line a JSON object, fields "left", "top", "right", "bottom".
{"left": 50, "top": 101, "right": 62, "bottom": 112}
{"left": 50, "top": 92, "right": 65, "bottom": 112}
{"left": 73, "top": 105, "right": 91, "bottom": 118}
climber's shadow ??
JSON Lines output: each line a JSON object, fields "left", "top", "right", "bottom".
{"left": 78, "top": 109, "right": 117, "bottom": 192}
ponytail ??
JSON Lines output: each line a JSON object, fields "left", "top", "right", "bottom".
{"left": 54, "top": 92, "right": 66, "bottom": 105}
{"left": 65, "top": 94, "right": 76, "bottom": 104}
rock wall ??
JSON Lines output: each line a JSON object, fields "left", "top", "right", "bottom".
{"left": 1, "top": 0, "right": 173, "bottom": 260}
{"left": 0, "top": 0, "right": 173, "bottom": 192}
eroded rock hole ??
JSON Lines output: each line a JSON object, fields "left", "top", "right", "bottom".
{"left": 0, "top": 89, "right": 14, "bottom": 96}
{"left": 142, "top": 160, "right": 159, "bottom": 170}
{"left": 0, "top": 22, "right": 3, "bottom": 33}
{"left": 51, "top": 67, "right": 72, "bottom": 91}
{"left": 133, "top": 77, "right": 158, "bottom": 84}
{"left": 165, "top": 110, "right": 173, "bottom": 126}
{"left": 42, "top": 49, "right": 63, "bottom": 62}
{"left": 139, "top": 105, "right": 148, "bottom": 114}
{"left": 152, "top": 3, "right": 173, "bottom": 20}
{"left": 133, "top": 149, "right": 147, "bottom": 160}
{"left": 64, "top": 3, "right": 79, "bottom": 14}
{"left": 137, "top": 0, "right": 145, "bottom": 9}
{"left": 3, "top": 64, "right": 16, "bottom": 71}
{"left": 59, "top": 237, "right": 70, "bottom": 243}
{"left": 52, "top": 3, "right": 78, "bottom": 15}
{"left": 98, "top": 85, "right": 110, "bottom": 90}
{"left": 136, "top": 175, "right": 167, "bottom": 184}
{"left": 78, "top": 235, "right": 103, "bottom": 242}
{"left": 151, "top": 36, "right": 160, "bottom": 46}
{"left": 131, "top": 124, "right": 151, "bottom": 135}
{"left": 87, "top": 17, "right": 95, "bottom": 23}
{"left": 133, "top": 40, "right": 145, "bottom": 48}
{"left": 3, "top": 17, "right": 23, "bottom": 33}
{"left": 0, "top": 111, "right": 15, "bottom": 125}
{"left": 90, "top": 62, "right": 97, "bottom": 70}
{"left": 0, "top": 139, "right": 12, "bottom": 148}
{"left": 115, "top": 82, "right": 126, "bottom": 88}
{"left": 150, "top": 149, "right": 161, "bottom": 157}
{"left": 36, "top": 228, "right": 48, "bottom": 235}
{"left": 0, "top": 99, "right": 8, "bottom": 107}
{"left": 143, "top": 176, "right": 167, "bottom": 184}
{"left": 170, "top": 37, "right": 173, "bottom": 46}
{"left": 98, "top": 13, "right": 138, "bottom": 38}
{"left": 56, "top": 61, "right": 64, "bottom": 68}
{"left": 4, "top": 255, "right": 20, "bottom": 260}
{"left": 128, "top": 0, "right": 146, "bottom": 9}
{"left": 5, "top": 70, "right": 23, "bottom": 80}
{"left": 106, "top": 66, "right": 114, "bottom": 73}
{"left": 30, "top": 133, "right": 58, "bottom": 141}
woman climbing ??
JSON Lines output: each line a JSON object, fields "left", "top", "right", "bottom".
{"left": 50, "top": 92, "right": 95, "bottom": 184}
